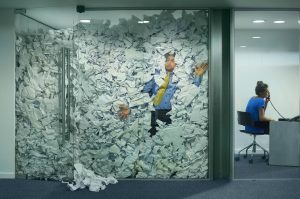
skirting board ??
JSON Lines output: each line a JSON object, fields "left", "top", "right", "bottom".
{"left": 0, "top": 172, "right": 15, "bottom": 179}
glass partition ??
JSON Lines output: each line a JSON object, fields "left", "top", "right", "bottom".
{"left": 15, "top": 9, "right": 209, "bottom": 180}
{"left": 234, "top": 11, "right": 300, "bottom": 179}
{"left": 15, "top": 13, "right": 75, "bottom": 180}
{"left": 73, "top": 10, "right": 209, "bottom": 178}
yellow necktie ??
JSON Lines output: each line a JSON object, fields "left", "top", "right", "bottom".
{"left": 153, "top": 72, "right": 171, "bottom": 106}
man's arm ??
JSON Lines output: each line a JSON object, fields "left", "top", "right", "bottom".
{"left": 193, "top": 76, "right": 203, "bottom": 87}
{"left": 193, "top": 63, "right": 208, "bottom": 87}
{"left": 142, "top": 78, "right": 156, "bottom": 97}
{"left": 117, "top": 78, "right": 156, "bottom": 119}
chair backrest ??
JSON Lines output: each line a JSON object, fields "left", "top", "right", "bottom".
{"left": 237, "top": 111, "right": 254, "bottom": 127}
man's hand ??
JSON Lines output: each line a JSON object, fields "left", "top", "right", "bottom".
{"left": 195, "top": 63, "right": 208, "bottom": 76}
{"left": 118, "top": 104, "right": 130, "bottom": 119}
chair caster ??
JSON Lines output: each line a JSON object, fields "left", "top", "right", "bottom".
{"left": 249, "top": 159, "right": 253, "bottom": 164}
{"left": 243, "top": 154, "right": 247, "bottom": 159}
{"left": 235, "top": 156, "right": 240, "bottom": 161}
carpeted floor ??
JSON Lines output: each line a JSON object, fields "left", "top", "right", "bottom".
{"left": 1, "top": 155, "right": 299, "bottom": 199}
{"left": 1, "top": 178, "right": 300, "bottom": 199}
{"left": 234, "top": 154, "right": 300, "bottom": 179}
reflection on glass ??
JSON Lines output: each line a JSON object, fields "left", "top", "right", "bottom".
{"left": 74, "top": 10, "right": 209, "bottom": 179}
{"left": 15, "top": 14, "right": 74, "bottom": 180}
{"left": 15, "top": 9, "right": 209, "bottom": 180}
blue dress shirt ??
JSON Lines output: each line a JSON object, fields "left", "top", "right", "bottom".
{"left": 142, "top": 70, "right": 202, "bottom": 110}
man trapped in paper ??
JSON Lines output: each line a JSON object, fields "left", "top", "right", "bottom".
{"left": 119, "top": 52, "right": 208, "bottom": 137}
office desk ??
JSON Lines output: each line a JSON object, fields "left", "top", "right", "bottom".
{"left": 269, "top": 121, "right": 300, "bottom": 166}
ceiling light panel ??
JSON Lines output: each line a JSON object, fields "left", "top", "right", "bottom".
{"left": 252, "top": 20, "right": 265, "bottom": 23}
{"left": 273, "top": 20, "right": 285, "bottom": 24}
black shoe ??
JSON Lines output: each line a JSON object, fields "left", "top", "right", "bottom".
{"left": 148, "top": 127, "right": 157, "bottom": 137}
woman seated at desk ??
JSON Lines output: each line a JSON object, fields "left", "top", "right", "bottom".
{"left": 246, "top": 81, "right": 274, "bottom": 134}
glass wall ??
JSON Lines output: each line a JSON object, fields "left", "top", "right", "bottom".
{"left": 15, "top": 9, "right": 209, "bottom": 179}
{"left": 73, "top": 10, "right": 209, "bottom": 178}
{"left": 15, "top": 14, "right": 75, "bottom": 180}
{"left": 234, "top": 11, "right": 300, "bottom": 179}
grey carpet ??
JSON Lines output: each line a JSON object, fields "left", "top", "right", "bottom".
{"left": 1, "top": 179, "right": 300, "bottom": 199}
{"left": 1, "top": 155, "right": 300, "bottom": 199}
{"left": 234, "top": 154, "right": 300, "bottom": 179}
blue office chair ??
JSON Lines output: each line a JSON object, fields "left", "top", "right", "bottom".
{"left": 235, "top": 111, "right": 269, "bottom": 164}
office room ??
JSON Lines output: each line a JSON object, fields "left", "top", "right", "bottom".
{"left": 234, "top": 10, "right": 300, "bottom": 179}
{"left": 3, "top": 2, "right": 300, "bottom": 198}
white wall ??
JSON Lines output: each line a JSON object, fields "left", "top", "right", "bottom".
{"left": 0, "top": 9, "right": 15, "bottom": 178}
{"left": 234, "top": 50, "right": 300, "bottom": 153}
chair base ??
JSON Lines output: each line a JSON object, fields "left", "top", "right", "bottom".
{"left": 235, "top": 135, "right": 269, "bottom": 164}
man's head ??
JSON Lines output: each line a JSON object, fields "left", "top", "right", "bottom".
{"left": 164, "top": 52, "right": 176, "bottom": 72}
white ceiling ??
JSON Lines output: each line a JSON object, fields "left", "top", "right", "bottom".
{"left": 235, "top": 11, "right": 300, "bottom": 29}
{"left": 2, "top": 0, "right": 299, "bottom": 29}
{"left": 235, "top": 11, "right": 300, "bottom": 54}
{"left": 2, "top": 0, "right": 300, "bottom": 9}
{"left": 8, "top": 1, "right": 300, "bottom": 55}
{"left": 21, "top": 9, "right": 300, "bottom": 30}
{"left": 235, "top": 29, "right": 299, "bottom": 51}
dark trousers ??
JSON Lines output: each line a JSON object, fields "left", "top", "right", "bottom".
{"left": 148, "top": 109, "right": 172, "bottom": 137}
{"left": 254, "top": 121, "right": 270, "bottom": 134}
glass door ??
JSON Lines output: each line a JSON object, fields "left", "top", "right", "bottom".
{"left": 15, "top": 14, "right": 75, "bottom": 180}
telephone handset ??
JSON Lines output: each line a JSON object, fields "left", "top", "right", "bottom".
{"left": 266, "top": 96, "right": 270, "bottom": 101}
{"left": 266, "top": 92, "right": 271, "bottom": 101}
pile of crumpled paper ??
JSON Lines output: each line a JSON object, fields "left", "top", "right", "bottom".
{"left": 67, "top": 163, "right": 118, "bottom": 192}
